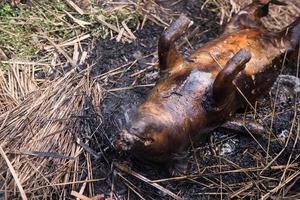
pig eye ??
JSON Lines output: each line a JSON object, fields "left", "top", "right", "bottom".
{"left": 129, "top": 126, "right": 142, "bottom": 134}
{"left": 144, "top": 139, "right": 153, "bottom": 146}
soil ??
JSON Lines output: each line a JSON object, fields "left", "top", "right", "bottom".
{"left": 83, "top": 1, "right": 299, "bottom": 199}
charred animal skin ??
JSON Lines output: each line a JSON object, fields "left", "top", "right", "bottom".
{"left": 115, "top": 0, "right": 300, "bottom": 163}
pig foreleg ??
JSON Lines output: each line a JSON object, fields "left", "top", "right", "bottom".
{"left": 158, "top": 15, "right": 191, "bottom": 72}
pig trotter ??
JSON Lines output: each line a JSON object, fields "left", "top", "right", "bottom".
{"left": 158, "top": 14, "right": 191, "bottom": 72}
{"left": 213, "top": 49, "right": 251, "bottom": 107}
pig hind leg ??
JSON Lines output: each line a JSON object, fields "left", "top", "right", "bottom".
{"left": 220, "top": 119, "right": 272, "bottom": 140}
{"left": 223, "top": 0, "right": 286, "bottom": 34}
{"left": 213, "top": 49, "right": 251, "bottom": 108}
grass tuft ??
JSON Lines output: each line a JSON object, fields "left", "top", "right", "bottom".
{"left": 0, "top": 1, "right": 143, "bottom": 59}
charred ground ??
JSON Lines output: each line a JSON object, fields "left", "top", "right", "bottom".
{"left": 87, "top": 1, "right": 299, "bottom": 199}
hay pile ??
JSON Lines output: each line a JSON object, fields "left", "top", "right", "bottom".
{"left": 0, "top": 65, "right": 103, "bottom": 199}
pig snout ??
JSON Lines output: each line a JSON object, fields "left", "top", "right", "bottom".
{"left": 115, "top": 118, "right": 156, "bottom": 152}
{"left": 114, "top": 129, "right": 140, "bottom": 151}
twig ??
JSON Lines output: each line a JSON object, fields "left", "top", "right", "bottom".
{"left": 71, "top": 191, "right": 92, "bottom": 200}
{"left": 43, "top": 34, "right": 76, "bottom": 67}
{"left": 116, "top": 28, "right": 125, "bottom": 42}
{"left": 150, "top": 174, "right": 200, "bottom": 183}
{"left": 76, "top": 181, "right": 87, "bottom": 200}
{"left": 65, "top": 0, "right": 85, "bottom": 15}
{"left": 107, "top": 84, "right": 155, "bottom": 92}
{"left": 76, "top": 138, "right": 100, "bottom": 159}
{"left": 178, "top": 28, "right": 209, "bottom": 48}
{"left": 0, "top": 27, "right": 18, "bottom": 37}
{"left": 261, "top": 171, "right": 300, "bottom": 200}
{"left": 117, "top": 172, "right": 146, "bottom": 200}
{"left": 96, "top": 15, "right": 131, "bottom": 40}
{"left": 230, "top": 183, "right": 253, "bottom": 198}
{"left": 80, "top": 51, "right": 88, "bottom": 65}
{"left": 0, "top": 145, "right": 28, "bottom": 200}
{"left": 1, "top": 61, "right": 50, "bottom": 66}
{"left": 260, "top": 109, "right": 297, "bottom": 174}
{"left": 13, "top": 150, "right": 75, "bottom": 160}
{"left": 122, "top": 20, "right": 136, "bottom": 40}
{"left": 28, "top": 178, "right": 105, "bottom": 192}
{"left": 44, "top": 34, "right": 91, "bottom": 51}
{"left": 141, "top": 8, "right": 169, "bottom": 27}
{"left": 64, "top": 10, "right": 91, "bottom": 27}
{"left": 130, "top": 64, "right": 156, "bottom": 77}
{"left": 0, "top": 48, "right": 8, "bottom": 61}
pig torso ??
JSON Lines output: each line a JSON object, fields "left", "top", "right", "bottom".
{"left": 137, "top": 29, "right": 287, "bottom": 158}
{"left": 116, "top": 1, "right": 300, "bottom": 163}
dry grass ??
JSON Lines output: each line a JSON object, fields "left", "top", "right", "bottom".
{"left": 210, "top": 0, "right": 299, "bottom": 30}
{"left": 0, "top": 66, "right": 103, "bottom": 199}
{"left": 0, "top": 62, "right": 37, "bottom": 114}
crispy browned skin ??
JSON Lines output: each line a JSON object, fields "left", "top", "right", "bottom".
{"left": 115, "top": 0, "right": 300, "bottom": 163}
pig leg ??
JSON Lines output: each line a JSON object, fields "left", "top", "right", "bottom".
{"left": 219, "top": 75, "right": 300, "bottom": 138}
{"left": 213, "top": 49, "right": 251, "bottom": 108}
{"left": 158, "top": 15, "right": 191, "bottom": 72}
{"left": 220, "top": 119, "right": 271, "bottom": 140}
{"left": 224, "top": 0, "right": 286, "bottom": 34}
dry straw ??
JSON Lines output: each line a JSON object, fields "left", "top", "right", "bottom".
{"left": 210, "top": 0, "right": 299, "bottom": 30}
{"left": 0, "top": 64, "right": 103, "bottom": 198}
{"left": 0, "top": 63, "right": 37, "bottom": 114}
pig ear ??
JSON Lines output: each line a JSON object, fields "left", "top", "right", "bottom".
{"left": 213, "top": 49, "right": 251, "bottom": 107}
{"left": 158, "top": 15, "right": 191, "bottom": 72}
